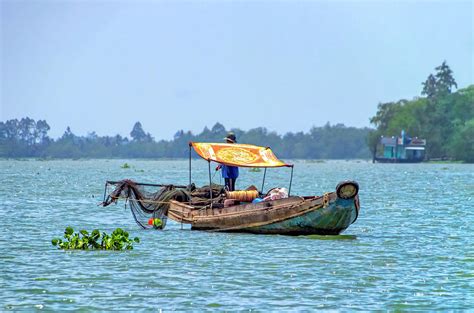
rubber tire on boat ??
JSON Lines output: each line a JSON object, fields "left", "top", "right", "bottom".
{"left": 336, "top": 181, "right": 359, "bottom": 199}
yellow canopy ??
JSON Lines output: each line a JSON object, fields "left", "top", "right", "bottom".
{"left": 190, "top": 142, "right": 292, "bottom": 168}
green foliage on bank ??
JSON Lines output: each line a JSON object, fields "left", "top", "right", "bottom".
{"left": 368, "top": 61, "right": 473, "bottom": 162}
{"left": 0, "top": 119, "right": 372, "bottom": 159}
{"left": 52, "top": 227, "right": 140, "bottom": 250}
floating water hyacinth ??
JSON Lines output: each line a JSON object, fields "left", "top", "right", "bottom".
{"left": 52, "top": 227, "right": 140, "bottom": 250}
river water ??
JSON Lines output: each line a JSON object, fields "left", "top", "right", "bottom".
{"left": 0, "top": 159, "right": 473, "bottom": 310}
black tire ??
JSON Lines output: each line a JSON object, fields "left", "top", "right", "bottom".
{"left": 336, "top": 181, "right": 359, "bottom": 199}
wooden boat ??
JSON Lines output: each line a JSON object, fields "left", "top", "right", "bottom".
{"left": 167, "top": 180, "right": 359, "bottom": 235}
{"left": 102, "top": 142, "right": 360, "bottom": 235}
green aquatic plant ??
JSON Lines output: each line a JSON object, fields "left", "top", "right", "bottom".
{"left": 52, "top": 227, "right": 140, "bottom": 250}
{"left": 248, "top": 168, "right": 262, "bottom": 172}
{"left": 121, "top": 163, "right": 131, "bottom": 169}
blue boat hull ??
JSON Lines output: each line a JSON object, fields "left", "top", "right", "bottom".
{"left": 240, "top": 198, "right": 359, "bottom": 235}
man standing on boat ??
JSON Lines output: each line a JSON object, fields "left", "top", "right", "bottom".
{"left": 216, "top": 132, "right": 239, "bottom": 191}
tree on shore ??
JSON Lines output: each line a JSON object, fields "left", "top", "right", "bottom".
{"left": 370, "top": 60, "right": 472, "bottom": 162}
{"left": 421, "top": 74, "right": 437, "bottom": 98}
{"left": 422, "top": 61, "right": 457, "bottom": 99}
{"left": 435, "top": 61, "right": 457, "bottom": 95}
{"left": 0, "top": 118, "right": 372, "bottom": 159}
{"left": 130, "top": 122, "right": 153, "bottom": 142}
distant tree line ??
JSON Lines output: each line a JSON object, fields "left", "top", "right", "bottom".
{"left": 0, "top": 118, "right": 372, "bottom": 159}
{"left": 4, "top": 62, "right": 470, "bottom": 162}
{"left": 368, "top": 61, "right": 474, "bottom": 163}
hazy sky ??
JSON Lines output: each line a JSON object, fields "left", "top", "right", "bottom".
{"left": 1, "top": 0, "right": 473, "bottom": 139}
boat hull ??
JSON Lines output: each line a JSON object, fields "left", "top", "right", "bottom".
{"left": 374, "top": 157, "right": 424, "bottom": 163}
{"left": 168, "top": 181, "right": 360, "bottom": 236}
{"left": 234, "top": 198, "right": 358, "bottom": 235}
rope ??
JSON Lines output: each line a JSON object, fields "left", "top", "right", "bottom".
{"left": 323, "top": 193, "right": 330, "bottom": 208}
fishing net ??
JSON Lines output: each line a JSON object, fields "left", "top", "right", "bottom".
{"left": 101, "top": 180, "right": 225, "bottom": 229}
{"left": 102, "top": 180, "right": 189, "bottom": 229}
{"left": 189, "top": 183, "right": 226, "bottom": 207}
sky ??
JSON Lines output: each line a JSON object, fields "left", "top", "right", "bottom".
{"left": 1, "top": 0, "right": 473, "bottom": 140}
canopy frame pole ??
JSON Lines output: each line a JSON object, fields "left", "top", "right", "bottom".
{"left": 208, "top": 160, "right": 213, "bottom": 208}
{"left": 185, "top": 143, "right": 192, "bottom": 230}
{"left": 188, "top": 143, "right": 192, "bottom": 187}
{"left": 102, "top": 182, "right": 109, "bottom": 203}
{"left": 288, "top": 165, "right": 294, "bottom": 196}
{"left": 261, "top": 168, "right": 267, "bottom": 194}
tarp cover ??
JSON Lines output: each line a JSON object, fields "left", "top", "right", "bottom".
{"left": 191, "top": 142, "right": 292, "bottom": 168}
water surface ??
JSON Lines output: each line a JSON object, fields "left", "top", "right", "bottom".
{"left": 1, "top": 159, "right": 473, "bottom": 310}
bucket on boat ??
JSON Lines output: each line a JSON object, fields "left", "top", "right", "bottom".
{"left": 226, "top": 190, "right": 259, "bottom": 202}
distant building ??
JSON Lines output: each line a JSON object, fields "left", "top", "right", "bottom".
{"left": 373, "top": 130, "right": 426, "bottom": 163}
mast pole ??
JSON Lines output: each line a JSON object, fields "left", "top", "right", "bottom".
{"left": 288, "top": 165, "right": 294, "bottom": 196}
{"left": 261, "top": 167, "right": 267, "bottom": 194}
{"left": 188, "top": 143, "right": 192, "bottom": 187}
{"left": 208, "top": 160, "right": 213, "bottom": 208}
